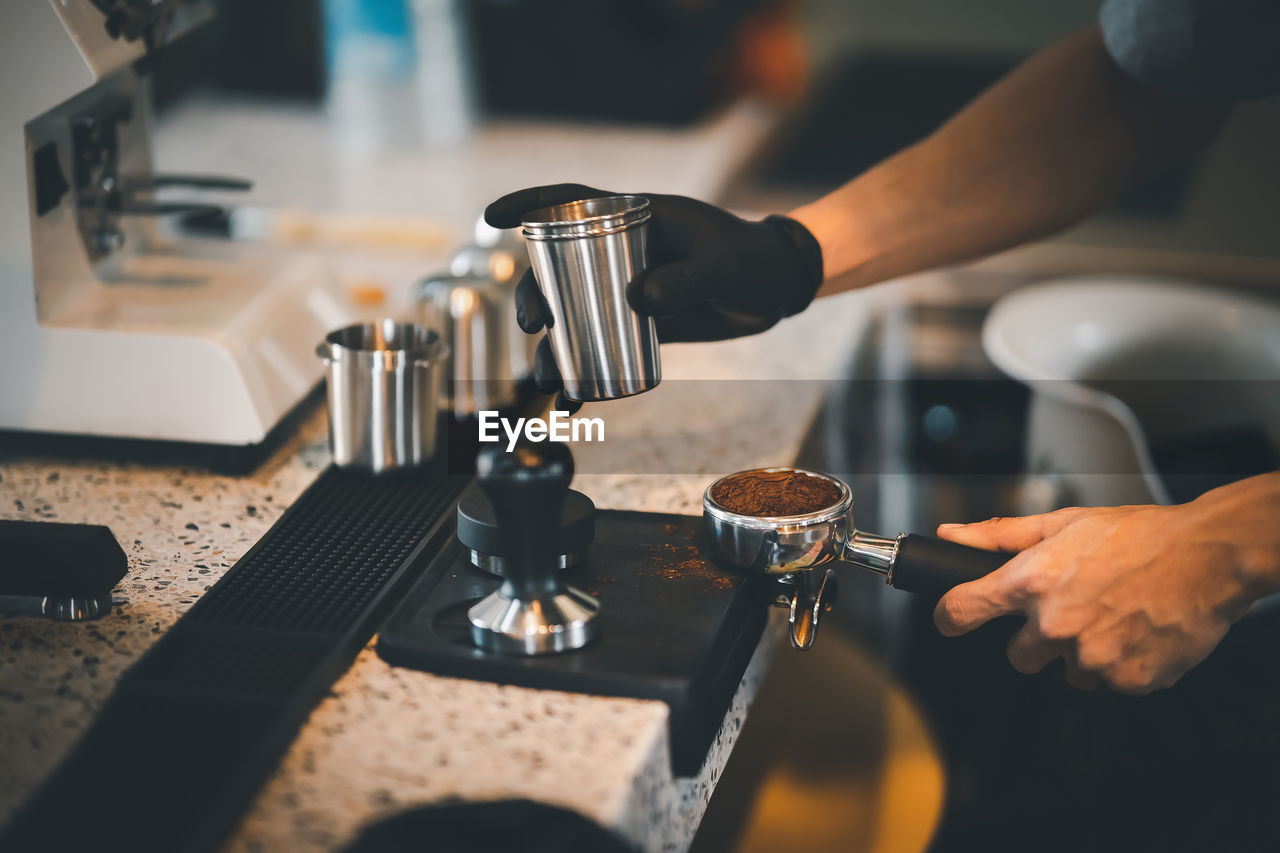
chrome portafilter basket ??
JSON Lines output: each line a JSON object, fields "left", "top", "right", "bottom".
{"left": 703, "top": 467, "right": 1009, "bottom": 650}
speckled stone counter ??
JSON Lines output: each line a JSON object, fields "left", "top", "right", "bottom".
{"left": 0, "top": 290, "right": 876, "bottom": 852}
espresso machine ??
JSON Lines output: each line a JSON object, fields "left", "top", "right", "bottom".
{"left": 0, "top": 1, "right": 352, "bottom": 456}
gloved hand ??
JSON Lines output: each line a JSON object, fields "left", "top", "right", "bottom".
{"left": 484, "top": 184, "right": 824, "bottom": 409}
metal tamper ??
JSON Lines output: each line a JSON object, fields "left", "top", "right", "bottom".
{"left": 456, "top": 484, "right": 595, "bottom": 577}
{"left": 467, "top": 443, "right": 600, "bottom": 655}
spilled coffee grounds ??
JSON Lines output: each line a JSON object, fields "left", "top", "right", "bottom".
{"left": 711, "top": 469, "right": 842, "bottom": 517}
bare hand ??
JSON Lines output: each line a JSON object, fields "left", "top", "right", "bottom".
{"left": 932, "top": 474, "right": 1280, "bottom": 695}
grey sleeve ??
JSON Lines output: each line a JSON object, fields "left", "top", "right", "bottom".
{"left": 1100, "top": 0, "right": 1280, "bottom": 101}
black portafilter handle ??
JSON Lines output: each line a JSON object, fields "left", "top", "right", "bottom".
{"left": 475, "top": 442, "right": 572, "bottom": 600}
{"left": 888, "top": 534, "right": 1012, "bottom": 601}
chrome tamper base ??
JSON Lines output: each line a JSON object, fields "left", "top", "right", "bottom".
{"left": 468, "top": 587, "right": 599, "bottom": 655}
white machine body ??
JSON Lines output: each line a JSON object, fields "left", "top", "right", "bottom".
{"left": 1, "top": 1, "right": 352, "bottom": 447}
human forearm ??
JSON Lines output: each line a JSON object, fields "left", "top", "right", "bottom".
{"left": 790, "top": 27, "right": 1230, "bottom": 296}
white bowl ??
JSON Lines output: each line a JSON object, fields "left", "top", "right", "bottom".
{"left": 983, "top": 276, "right": 1280, "bottom": 507}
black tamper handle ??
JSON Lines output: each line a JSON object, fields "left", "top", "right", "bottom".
{"left": 890, "top": 534, "right": 1012, "bottom": 600}
{"left": 475, "top": 443, "right": 572, "bottom": 600}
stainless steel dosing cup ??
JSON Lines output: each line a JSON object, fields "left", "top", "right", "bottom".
{"left": 316, "top": 320, "right": 448, "bottom": 473}
{"left": 521, "top": 195, "right": 661, "bottom": 402}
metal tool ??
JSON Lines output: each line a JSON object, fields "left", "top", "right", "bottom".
{"left": 703, "top": 467, "right": 1010, "bottom": 649}
{"left": 456, "top": 485, "right": 595, "bottom": 576}
{"left": 0, "top": 520, "right": 127, "bottom": 622}
{"left": 414, "top": 273, "right": 520, "bottom": 418}
{"left": 449, "top": 224, "right": 538, "bottom": 382}
{"left": 521, "top": 195, "right": 661, "bottom": 402}
{"left": 316, "top": 320, "right": 447, "bottom": 473}
{"left": 468, "top": 443, "right": 600, "bottom": 655}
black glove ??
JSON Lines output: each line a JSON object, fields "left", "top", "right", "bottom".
{"left": 484, "top": 184, "right": 824, "bottom": 409}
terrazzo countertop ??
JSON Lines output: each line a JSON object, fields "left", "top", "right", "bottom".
{"left": 0, "top": 284, "right": 878, "bottom": 851}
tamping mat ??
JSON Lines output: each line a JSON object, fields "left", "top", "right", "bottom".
{"left": 377, "top": 510, "right": 772, "bottom": 776}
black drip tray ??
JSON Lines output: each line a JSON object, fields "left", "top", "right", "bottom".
{"left": 377, "top": 511, "right": 772, "bottom": 776}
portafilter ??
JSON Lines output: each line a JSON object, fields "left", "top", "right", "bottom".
{"left": 703, "top": 467, "right": 1010, "bottom": 649}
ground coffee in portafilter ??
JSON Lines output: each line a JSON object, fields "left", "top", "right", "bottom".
{"left": 710, "top": 470, "right": 842, "bottom": 517}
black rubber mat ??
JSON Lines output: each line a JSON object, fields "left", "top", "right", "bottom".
{"left": 0, "top": 465, "right": 469, "bottom": 853}
{"left": 377, "top": 510, "right": 773, "bottom": 777}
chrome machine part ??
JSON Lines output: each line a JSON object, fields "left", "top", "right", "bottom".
{"left": 467, "top": 443, "right": 600, "bottom": 655}
{"left": 316, "top": 320, "right": 447, "bottom": 473}
{"left": 521, "top": 196, "right": 660, "bottom": 402}
{"left": 414, "top": 273, "right": 518, "bottom": 417}
{"left": 0, "top": 594, "right": 113, "bottom": 622}
{"left": 449, "top": 233, "right": 537, "bottom": 382}
{"left": 43, "top": 595, "right": 113, "bottom": 621}
{"left": 777, "top": 568, "right": 838, "bottom": 651}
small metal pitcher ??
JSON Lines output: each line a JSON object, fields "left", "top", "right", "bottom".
{"left": 316, "top": 320, "right": 447, "bottom": 473}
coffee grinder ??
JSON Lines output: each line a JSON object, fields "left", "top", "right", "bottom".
{"left": 0, "top": 1, "right": 353, "bottom": 459}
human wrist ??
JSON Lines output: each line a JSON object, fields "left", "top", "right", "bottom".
{"left": 761, "top": 214, "right": 824, "bottom": 316}
{"left": 787, "top": 196, "right": 887, "bottom": 296}
{"left": 1188, "top": 473, "right": 1280, "bottom": 601}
